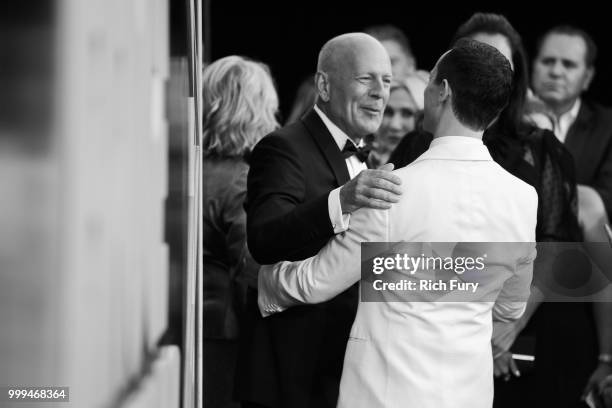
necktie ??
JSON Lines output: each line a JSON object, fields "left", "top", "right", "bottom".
{"left": 342, "top": 140, "right": 371, "bottom": 162}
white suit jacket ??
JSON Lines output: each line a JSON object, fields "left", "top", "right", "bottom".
{"left": 258, "top": 136, "right": 538, "bottom": 408}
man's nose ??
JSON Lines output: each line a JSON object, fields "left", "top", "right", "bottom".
{"left": 369, "top": 78, "right": 387, "bottom": 99}
{"left": 549, "top": 60, "right": 564, "bottom": 77}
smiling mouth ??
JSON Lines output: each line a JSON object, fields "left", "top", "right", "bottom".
{"left": 362, "top": 107, "right": 381, "bottom": 114}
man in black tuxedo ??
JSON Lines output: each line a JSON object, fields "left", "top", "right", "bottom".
{"left": 236, "top": 33, "right": 402, "bottom": 408}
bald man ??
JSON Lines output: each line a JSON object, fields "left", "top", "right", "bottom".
{"left": 257, "top": 39, "right": 535, "bottom": 408}
{"left": 236, "top": 34, "right": 401, "bottom": 408}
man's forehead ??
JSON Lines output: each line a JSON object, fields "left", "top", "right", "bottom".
{"left": 540, "top": 33, "right": 587, "bottom": 59}
{"left": 322, "top": 42, "right": 388, "bottom": 76}
{"left": 345, "top": 45, "right": 391, "bottom": 74}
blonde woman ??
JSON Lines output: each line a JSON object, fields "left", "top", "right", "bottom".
{"left": 368, "top": 74, "right": 427, "bottom": 168}
{"left": 201, "top": 55, "right": 279, "bottom": 408}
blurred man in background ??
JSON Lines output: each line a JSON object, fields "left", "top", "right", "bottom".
{"left": 531, "top": 26, "right": 612, "bottom": 240}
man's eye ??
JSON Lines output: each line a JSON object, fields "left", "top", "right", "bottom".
{"left": 562, "top": 61, "right": 577, "bottom": 69}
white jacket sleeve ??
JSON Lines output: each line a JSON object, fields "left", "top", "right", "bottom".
{"left": 492, "top": 243, "right": 537, "bottom": 322}
{"left": 258, "top": 206, "right": 388, "bottom": 317}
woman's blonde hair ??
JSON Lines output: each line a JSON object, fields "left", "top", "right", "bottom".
{"left": 202, "top": 55, "right": 279, "bottom": 157}
{"left": 392, "top": 71, "right": 429, "bottom": 111}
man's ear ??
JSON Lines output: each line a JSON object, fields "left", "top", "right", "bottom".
{"left": 440, "top": 79, "right": 452, "bottom": 104}
{"left": 583, "top": 66, "right": 595, "bottom": 91}
{"left": 315, "top": 71, "right": 330, "bottom": 102}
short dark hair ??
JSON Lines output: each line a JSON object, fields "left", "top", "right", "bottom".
{"left": 363, "top": 24, "right": 414, "bottom": 60}
{"left": 434, "top": 38, "right": 513, "bottom": 131}
{"left": 536, "top": 25, "right": 598, "bottom": 67}
{"left": 451, "top": 13, "right": 528, "bottom": 136}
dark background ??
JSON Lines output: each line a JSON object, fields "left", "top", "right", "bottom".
{"left": 205, "top": 1, "right": 611, "bottom": 121}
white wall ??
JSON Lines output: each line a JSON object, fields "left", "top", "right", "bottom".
{"left": 0, "top": 0, "right": 180, "bottom": 407}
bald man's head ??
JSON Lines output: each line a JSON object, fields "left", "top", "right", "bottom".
{"left": 317, "top": 33, "right": 385, "bottom": 75}
{"left": 315, "top": 33, "right": 392, "bottom": 140}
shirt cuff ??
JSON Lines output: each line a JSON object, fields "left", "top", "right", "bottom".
{"left": 493, "top": 301, "right": 527, "bottom": 323}
{"left": 328, "top": 187, "right": 351, "bottom": 234}
{"left": 257, "top": 264, "right": 288, "bottom": 318}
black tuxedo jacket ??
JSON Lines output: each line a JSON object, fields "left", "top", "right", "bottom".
{"left": 236, "top": 109, "right": 358, "bottom": 408}
{"left": 564, "top": 99, "right": 612, "bottom": 217}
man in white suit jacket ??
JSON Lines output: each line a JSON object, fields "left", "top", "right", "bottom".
{"left": 257, "top": 39, "right": 538, "bottom": 408}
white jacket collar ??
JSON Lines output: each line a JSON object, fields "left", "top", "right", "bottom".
{"left": 414, "top": 136, "right": 492, "bottom": 162}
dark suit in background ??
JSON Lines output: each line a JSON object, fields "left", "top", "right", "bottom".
{"left": 565, "top": 100, "right": 612, "bottom": 217}
{"left": 235, "top": 109, "right": 357, "bottom": 408}
{"left": 534, "top": 100, "right": 612, "bottom": 408}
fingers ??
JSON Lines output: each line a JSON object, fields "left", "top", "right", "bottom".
{"left": 582, "top": 365, "right": 612, "bottom": 401}
{"left": 339, "top": 185, "right": 394, "bottom": 214}
{"left": 498, "top": 359, "right": 510, "bottom": 378}
{"left": 509, "top": 357, "right": 520, "bottom": 377}
{"left": 493, "top": 353, "right": 519, "bottom": 382}
{"left": 493, "top": 355, "right": 509, "bottom": 378}
{"left": 494, "top": 360, "right": 503, "bottom": 378}
{"left": 582, "top": 378, "right": 597, "bottom": 401}
{"left": 363, "top": 187, "right": 402, "bottom": 204}
{"left": 368, "top": 176, "right": 403, "bottom": 196}
{"left": 360, "top": 198, "right": 393, "bottom": 210}
{"left": 368, "top": 169, "right": 402, "bottom": 188}
{"left": 359, "top": 170, "right": 402, "bottom": 200}
{"left": 340, "top": 169, "right": 403, "bottom": 213}
{"left": 379, "top": 163, "right": 395, "bottom": 172}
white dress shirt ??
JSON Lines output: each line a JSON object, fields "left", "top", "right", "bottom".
{"left": 314, "top": 104, "right": 368, "bottom": 233}
{"left": 552, "top": 98, "right": 581, "bottom": 143}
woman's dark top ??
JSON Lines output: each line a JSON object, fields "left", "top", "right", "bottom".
{"left": 202, "top": 156, "right": 259, "bottom": 339}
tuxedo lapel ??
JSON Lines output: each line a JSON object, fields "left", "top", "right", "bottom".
{"left": 301, "top": 109, "right": 351, "bottom": 185}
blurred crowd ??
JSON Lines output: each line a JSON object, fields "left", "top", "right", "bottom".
{"left": 201, "top": 13, "right": 612, "bottom": 408}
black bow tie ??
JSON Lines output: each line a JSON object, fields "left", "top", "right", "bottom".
{"left": 342, "top": 140, "right": 371, "bottom": 162}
